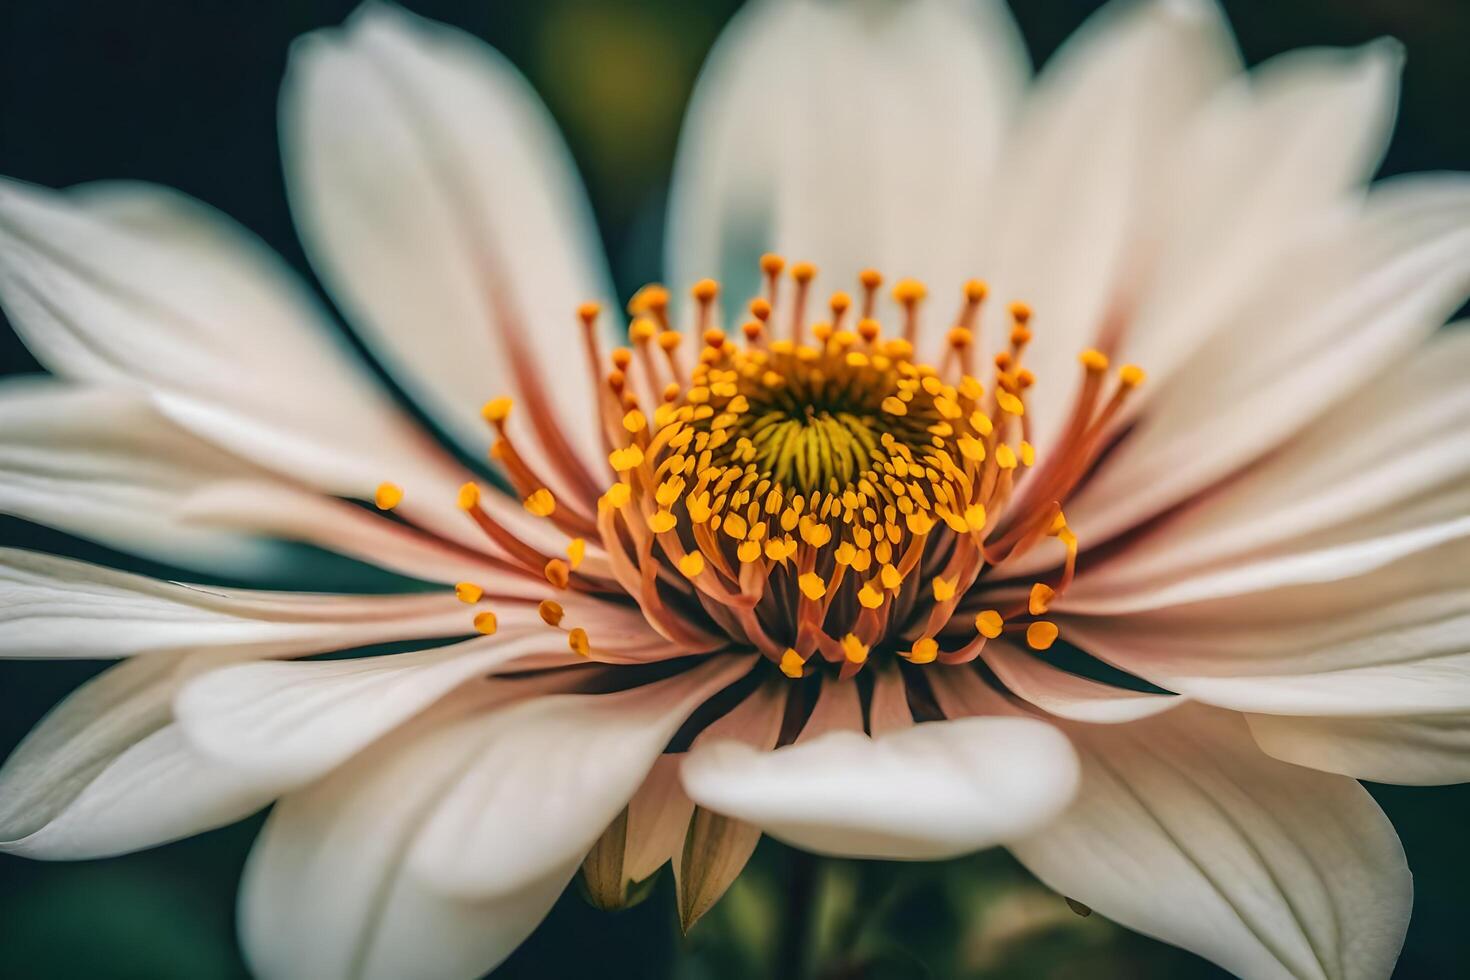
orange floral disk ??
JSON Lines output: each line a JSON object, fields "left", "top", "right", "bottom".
{"left": 417, "top": 256, "right": 1143, "bottom": 677}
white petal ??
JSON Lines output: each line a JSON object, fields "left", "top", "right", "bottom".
{"left": 1066, "top": 535, "right": 1470, "bottom": 718}
{"left": 0, "top": 547, "right": 470, "bottom": 659}
{"left": 0, "top": 379, "right": 287, "bottom": 573}
{"left": 1247, "top": 712, "right": 1470, "bottom": 786}
{"left": 681, "top": 713, "right": 1078, "bottom": 860}
{"left": 980, "top": 640, "right": 1182, "bottom": 723}
{"left": 1070, "top": 327, "right": 1470, "bottom": 600}
{"left": 666, "top": 0, "right": 1028, "bottom": 313}
{"left": 174, "top": 627, "right": 598, "bottom": 786}
{"left": 1116, "top": 40, "right": 1400, "bottom": 386}
{"left": 2, "top": 652, "right": 272, "bottom": 858}
{"left": 1063, "top": 506, "right": 1470, "bottom": 615}
{"left": 978, "top": 0, "right": 1239, "bottom": 443}
{"left": 0, "top": 178, "right": 471, "bottom": 521}
{"left": 1066, "top": 173, "right": 1470, "bottom": 548}
{"left": 240, "top": 688, "right": 577, "bottom": 980}
{"left": 282, "top": 2, "right": 614, "bottom": 506}
{"left": 1008, "top": 705, "right": 1411, "bottom": 980}
{"left": 409, "top": 654, "right": 754, "bottom": 898}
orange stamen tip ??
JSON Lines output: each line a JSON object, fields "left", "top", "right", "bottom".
{"left": 538, "top": 599, "right": 565, "bottom": 627}
{"left": 373, "top": 482, "right": 404, "bottom": 511}
{"left": 611, "top": 348, "right": 633, "bottom": 370}
{"left": 908, "top": 637, "right": 938, "bottom": 665}
{"left": 829, "top": 291, "right": 852, "bottom": 314}
{"left": 1029, "top": 582, "right": 1057, "bottom": 615}
{"left": 1008, "top": 300, "right": 1032, "bottom": 324}
{"left": 576, "top": 301, "right": 601, "bottom": 323}
{"left": 840, "top": 633, "right": 869, "bottom": 665}
{"left": 627, "top": 283, "right": 669, "bottom": 315}
{"left": 976, "top": 610, "right": 1004, "bottom": 639}
{"left": 472, "top": 610, "right": 499, "bottom": 635}
{"left": 857, "top": 317, "right": 881, "bottom": 341}
{"left": 749, "top": 297, "right": 773, "bottom": 321}
{"left": 892, "top": 278, "right": 927, "bottom": 305}
{"left": 742, "top": 320, "right": 764, "bottom": 340}
{"left": 456, "top": 482, "right": 480, "bottom": 510}
{"left": 678, "top": 551, "right": 706, "bottom": 578}
{"left": 791, "top": 261, "right": 816, "bottom": 283}
{"left": 1026, "top": 621, "right": 1060, "bottom": 651}
{"left": 1120, "top": 364, "right": 1146, "bottom": 387}
{"left": 544, "top": 558, "right": 571, "bottom": 590}
{"left": 1079, "top": 349, "right": 1110, "bottom": 372}
{"left": 523, "top": 488, "right": 556, "bottom": 517}
{"left": 692, "top": 278, "right": 720, "bottom": 302}
{"left": 859, "top": 268, "right": 883, "bottom": 289}
{"left": 481, "top": 397, "right": 513, "bottom": 423}
{"left": 963, "top": 279, "right": 989, "bottom": 302}
{"left": 454, "top": 581, "right": 484, "bottom": 604}
{"left": 947, "top": 327, "right": 973, "bottom": 349}
{"left": 931, "top": 576, "right": 957, "bottom": 602}
{"left": 566, "top": 538, "right": 586, "bottom": 570}
{"left": 629, "top": 318, "right": 657, "bottom": 342}
{"left": 759, "top": 253, "right": 786, "bottom": 276}
{"left": 703, "top": 328, "right": 726, "bottom": 348}
{"left": 798, "top": 572, "right": 827, "bottom": 600}
{"left": 658, "top": 330, "right": 682, "bottom": 352}
{"left": 568, "top": 627, "right": 591, "bottom": 657}
{"left": 780, "top": 648, "right": 805, "bottom": 679}
{"left": 1010, "top": 326, "right": 1033, "bottom": 347}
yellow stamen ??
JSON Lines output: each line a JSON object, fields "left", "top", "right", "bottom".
{"left": 473, "top": 611, "right": 498, "bottom": 635}
{"left": 374, "top": 482, "right": 404, "bottom": 511}
{"left": 454, "top": 582, "right": 483, "bottom": 604}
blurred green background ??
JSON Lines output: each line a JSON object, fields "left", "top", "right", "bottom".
{"left": 1, "top": 1, "right": 1468, "bottom": 976}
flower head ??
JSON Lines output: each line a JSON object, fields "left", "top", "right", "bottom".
{"left": 1, "top": 0, "right": 1468, "bottom": 978}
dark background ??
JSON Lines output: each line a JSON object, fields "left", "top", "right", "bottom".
{"left": 2, "top": 1, "right": 1468, "bottom": 976}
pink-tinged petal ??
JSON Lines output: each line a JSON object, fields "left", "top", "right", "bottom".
{"left": 1117, "top": 40, "right": 1401, "bottom": 388}
{"left": 671, "top": 678, "right": 789, "bottom": 925}
{"left": 1008, "top": 705, "right": 1411, "bottom": 980}
{"left": 1066, "top": 536, "right": 1470, "bottom": 722}
{"left": 0, "top": 178, "right": 476, "bottom": 535}
{"left": 978, "top": 0, "right": 1239, "bottom": 446}
{"left": 0, "top": 646, "right": 329, "bottom": 860}
{"left": 239, "top": 686, "right": 579, "bottom": 980}
{"left": 0, "top": 379, "right": 288, "bottom": 574}
{"left": 622, "top": 754, "right": 692, "bottom": 885}
{"left": 797, "top": 673, "right": 865, "bottom": 739}
{"left": 680, "top": 682, "right": 1077, "bottom": 860}
{"left": 0, "top": 548, "right": 471, "bottom": 660}
{"left": 1247, "top": 713, "right": 1470, "bottom": 787}
{"left": 409, "top": 654, "right": 755, "bottom": 898}
{"left": 980, "top": 640, "right": 1182, "bottom": 723}
{"left": 867, "top": 666, "right": 914, "bottom": 735}
{"left": 667, "top": 0, "right": 1028, "bottom": 314}
{"left": 281, "top": 2, "right": 614, "bottom": 508}
{"left": 1065, "top": 328, "right": 1470, "bottom": 602}
{"left": 1064, "top": 173, "right": 1470, "bottom": 550}
{"left": 173, "top": 614, "right": 664, "bottom": 787}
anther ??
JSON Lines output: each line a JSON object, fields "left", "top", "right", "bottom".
{"left": 568, "top": 628, "right": 591, "bottom": 657}
{"left": 976, "top": 610, "right": 1004, "bottom": 639}
{"left": 374, "top": 482, "right": 404, "bottom": 511}
{"left": 539, "top": 600, "right": 565, "bottom": 626}
{"left": 544, "top": 558, "right": 571, "bottom": 589}
{"left": 1026, "top": 621, "right": 1059, "bottom": 651}
{"left": 454, "top": 582, "right": 484, "bottom": 604}
{"left": 473, "top": 611, "right": 499, "bottom": 635}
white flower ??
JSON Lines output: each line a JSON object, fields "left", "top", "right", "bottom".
{"left": 2, "top": 0, "right": 1468, "bottom": 977}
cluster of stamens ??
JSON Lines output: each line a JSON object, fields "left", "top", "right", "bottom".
{"left": 376, "top": 256, "right": 1144, "bottom": 680}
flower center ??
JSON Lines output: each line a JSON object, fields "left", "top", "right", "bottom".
{"left": 386, "top": 256, "right": 1144, "bottom": 681}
